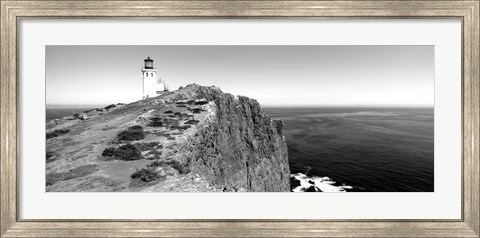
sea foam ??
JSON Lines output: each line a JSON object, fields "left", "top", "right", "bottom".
{"left": 291, "top": 173, "right": 352, "bottom": 192}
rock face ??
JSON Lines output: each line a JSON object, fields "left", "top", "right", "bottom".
{"left": 45, "top": 84, "right": 290, "bottom": 192}
{"left": 182, "top": 86, "right": 290, "bottom": 192}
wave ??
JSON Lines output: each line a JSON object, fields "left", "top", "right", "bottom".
{"left": 290, "top": 173, "right": 352, "bottom": 192}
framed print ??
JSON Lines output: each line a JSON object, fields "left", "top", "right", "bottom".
{"left": 1, "top": 0, "right": 479, "bottom": 237}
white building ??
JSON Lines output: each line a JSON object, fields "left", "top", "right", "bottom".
{"left": 141, "top": 56, "right": 168, "bottom": 99}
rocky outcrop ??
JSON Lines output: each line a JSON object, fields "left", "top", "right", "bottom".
{"left": 45, "top": 84, "right": 290, "bottom": 192}
{"left": 179, "top": 85, "right": 290, "bottom": 192}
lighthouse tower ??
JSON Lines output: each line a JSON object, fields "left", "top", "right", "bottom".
{"left": 141, "top": 57, "right": 167, "bottom": 99}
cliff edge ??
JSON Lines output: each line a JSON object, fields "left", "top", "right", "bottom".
{"left": 46, "top": 84, "right": 290, "bottom": 192}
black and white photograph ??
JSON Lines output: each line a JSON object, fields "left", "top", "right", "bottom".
{"left": 45, "top": 45, "right": 434, "bottom": 192}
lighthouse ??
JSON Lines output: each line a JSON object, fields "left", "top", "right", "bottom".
{"left": 141, "top": 57, "right": 167, "bottom": 99}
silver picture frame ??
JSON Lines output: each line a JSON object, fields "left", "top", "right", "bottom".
{"left": 1, "top": 1, "right": 478, "bottom": 237}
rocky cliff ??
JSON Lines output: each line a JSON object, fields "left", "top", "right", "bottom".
{"left": 46, "top": 84, "right": 290, "bottom": 192}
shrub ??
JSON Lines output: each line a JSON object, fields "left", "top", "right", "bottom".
{"left": 130, "top": 168, "right": 161, "bottom": 182}
{"left": 145, "top": 160, "right": 189, "bottom": 174}
{"left": 114, "top": 144, "right": 142, "bottom": 160}
{"left": 173, "top": 94, "right": 187, "bottom": 101}
{"left": 101, "top": 144, "right": 142, "bottom": 161}
{"left": 147, "top": 160, "right": 165, "bottom": 168}
{"left": 117, "top": 125, "right": 145, "bottom": 141}
{"left": 184, "top": 120, "right": 199, "bottom": 125}
{"left": 166, "top": 160, "right": 191, "bottom": 174}
{"left": 105, "top": 104, "right": 116, "bottom": 110}
{"left": 46, "top": 129, "right": 70, "bottom": 139}
{"left": 128, "top": 125, "right": 143, "bottom": 130}
{"left": 189, "top": 108, "right": 204, "bottom": 114}
{"left": 148, "top": 117, "right": 163, "bottom": 127}
{"left": 46, "top": 151, "right": 57, "bottom": 162}
{"left": 134, "top": 142, "right": 161, "bottom": 151}
{"left": 101, "top": 147, "right": 116, "bottom": 157}
{"left": 46, "top": 151, "right": 55, "bottom": 159}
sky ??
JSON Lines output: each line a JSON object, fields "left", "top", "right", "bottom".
{"left": 46, "top": 45, "right": 434, "bottom": 107}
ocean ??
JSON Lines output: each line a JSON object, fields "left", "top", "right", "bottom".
{"left": 264, "top": 107, "right": 434, "bottom": 192}
{"left": 46, "top": 107, "right": 98, "bottom": 122}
